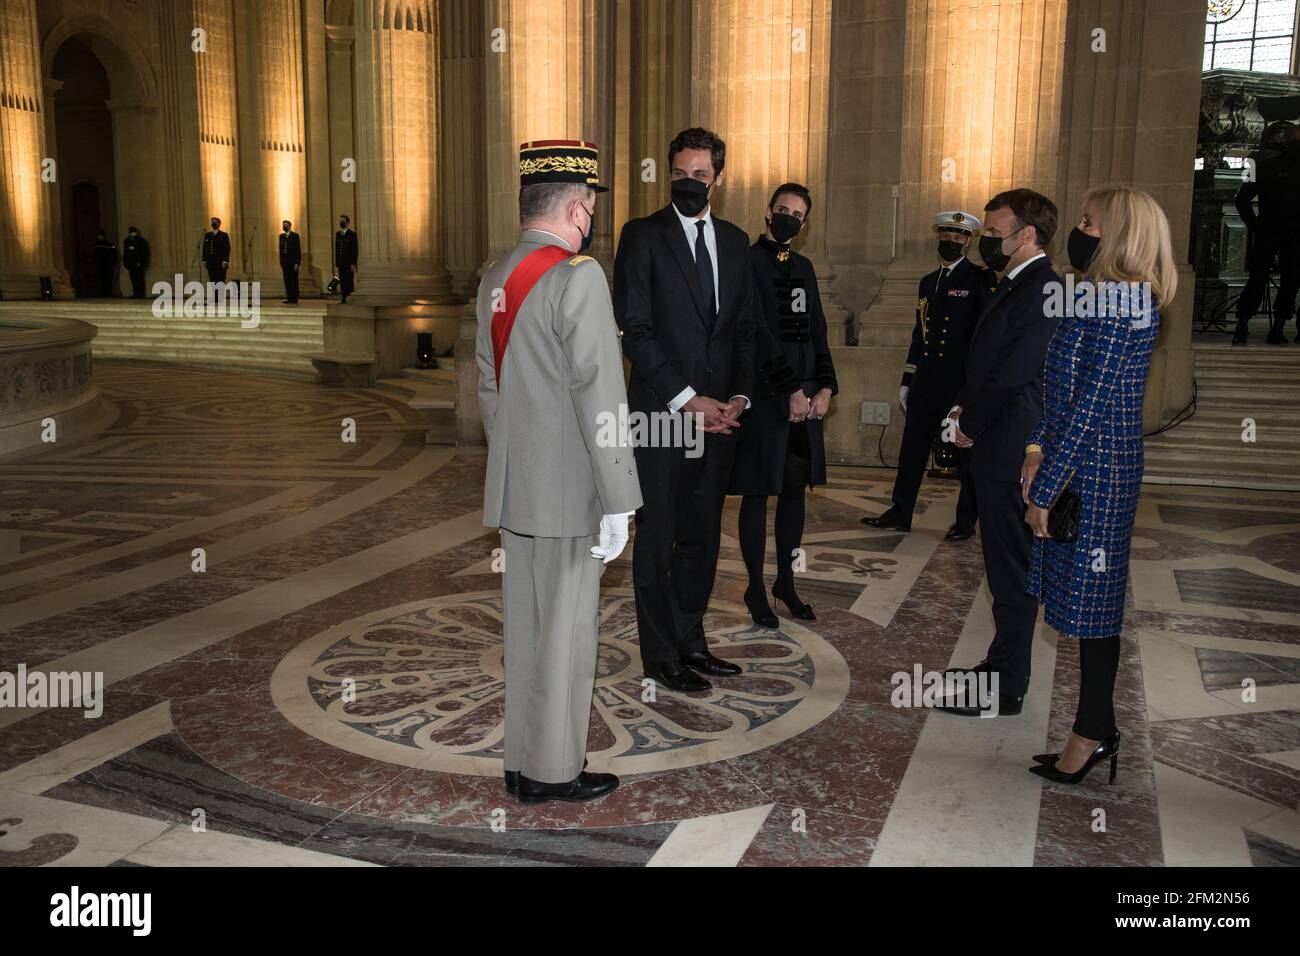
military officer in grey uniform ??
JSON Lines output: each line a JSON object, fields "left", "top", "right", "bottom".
{"left": 476, "top": 140, "right": 642, "bottom": 805}
{"left": 864, "top": 211, "right": 995, "bottom": 539}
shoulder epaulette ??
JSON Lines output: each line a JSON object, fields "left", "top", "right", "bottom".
{"left": 568, "top": 255, "right": 594, "bottom": 266}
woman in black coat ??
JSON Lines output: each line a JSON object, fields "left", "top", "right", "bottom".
{"left": 730, "top": 183, "right": 837, "bottom": 627}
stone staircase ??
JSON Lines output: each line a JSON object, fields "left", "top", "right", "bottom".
{"left": 1144, "top": 343, "right": 1300, "bottom": 489}
{"left": 376, "top": 360, "right": 458, "bottom": 444}
{"left": 0, "top": 300, "right": 327, "bottom": 379}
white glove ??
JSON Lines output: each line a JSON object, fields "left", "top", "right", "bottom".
{"left": 590, "top": 512, "right": 634, "bottom": 564}
{"left": 899, "top": 385, "right": 909, "bottom": 411}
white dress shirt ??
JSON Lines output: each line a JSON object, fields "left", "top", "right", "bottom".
{"left": 665, "top": 203, "right": 748, "bottom": 414}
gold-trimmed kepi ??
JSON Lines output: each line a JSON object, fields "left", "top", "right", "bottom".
{"left": 518, "top": 139, "right": 608, "bottom": 192}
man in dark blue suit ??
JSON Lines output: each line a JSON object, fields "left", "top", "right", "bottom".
{"left": 613, "top": 127, "right": 756, "bottom": 694}
{"left": 941, "top": 188, "right": 1062, "bottom": 716}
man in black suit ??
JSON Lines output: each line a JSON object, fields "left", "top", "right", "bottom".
{"left": 279, "top": 220, "right": 301, "bottom": 303}
{"left": 941, "top": 188, "right": 1062, "bottom": 717}
{"left": 335, "top": 214, "right": 358, "bottom": 303}
{"left": 613, "top": 127, "right": 756, "bottom": 693}
{"left": 202, "top": 217, "right": 230, "bottom": 284}
{"left": 863, "top": 210, "right": 993, "bottom": 539}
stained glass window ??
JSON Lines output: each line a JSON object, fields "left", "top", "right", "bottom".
{"left": 1204, "top": 0, "right": 1297, "bottom": 72}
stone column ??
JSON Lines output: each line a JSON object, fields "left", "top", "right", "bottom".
{"left": 193, "top": 0, "right": 242, "bottom": 248}
{"left": 352, "top": 0, "right": 450, "bottom": 302}
{"left": 439, "top": 0, "right": 487, "bottom": 299}
{"left": 455, "top": 0, "right": 612, "bottom": 443}
{"left": 300, "top": 0, "right": 331, "bottom": 293}
{"left": 324, "top": 21, "right": 355, "bottom": 286}
{"left": 0, "top": 0, "right": 68, "bottom": 297}
{"left": 1056, "top": 0, "right": 1203, "bottom": 429}
{"left": 861, "top": 0, "right": 1067, "bottom": 347}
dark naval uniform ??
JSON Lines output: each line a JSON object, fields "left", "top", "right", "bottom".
{"left": 279, "top": 229, "right": 302, "bottom": 302}
{"left": 890, "top": 256, "right": 993, "bottom": 530}
{"left": 335, "top": 228, "right": 358, "bottom": 302}
{"left": 122, "top": 232, "right": 150, "bottom": 298}
{"left": 202, "top": 229, "right": 231, "bottom": 283}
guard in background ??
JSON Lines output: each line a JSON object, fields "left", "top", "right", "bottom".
{"left": 202, "top": 217, "right": 230, "bottom": 284}
{"left": 92, "top": 231, "right": 118, "bottom": 297}
{"left": 863, "top": 210, "right": 993, "bottom": 539}
{"left": 1234, "top": 120, "right": 1300, "bottom": 346}
{"left": 122, "top": 226, "right": 149, "bottom": 299}
{"left": 335, "top": 214, "right": 358, "bottom": 303}
{"left": 279, "top": 220, "right": 301, "bottom": 303}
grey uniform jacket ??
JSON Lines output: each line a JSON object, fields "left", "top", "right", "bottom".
{"left": 476, "top": 230, "right": 643, "bottom": 537}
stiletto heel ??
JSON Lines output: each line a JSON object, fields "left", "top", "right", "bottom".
{"left": 772, "top": 585, "right": 815, "bottom": 621}
{"left": 1029, "top": 729, "right": 1121, "bottom": 785}
{"left": 744, "top": 586, "right": 779, "bottom": 629}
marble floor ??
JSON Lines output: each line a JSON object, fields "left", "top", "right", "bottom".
{"left": 1, "top": 361, "right": 1297, "bottom": 867}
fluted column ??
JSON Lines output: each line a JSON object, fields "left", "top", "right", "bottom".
{"left": 0, "top": 0, "right": 67, "bottom": 296}
{"left": 439, "top": 0, "right": 487, "bottom": 299}
{"left": 194, "top": 0, "right": 241, "bottom": 243}
{"left": 353, "top": 0, "right": 449, "bottom": 302}
{"left": 861, "top": 0, "right": 1067, "bottom": 345}
{"left": 688, "top": 0, "right": 847, "bottom": 341}
{"left": 1057, "top": 0, "right": 1203, "bottom": 428}
{"left": 324, "top": 21, "right": 355, "bottom": 284}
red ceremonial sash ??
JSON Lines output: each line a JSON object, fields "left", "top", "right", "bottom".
{"left": 492, "top": 245, "right": 571, "bottom": 386}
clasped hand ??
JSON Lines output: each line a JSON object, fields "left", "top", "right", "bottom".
{"left": 684, "top": 395, "right": 743, "bottom": 434}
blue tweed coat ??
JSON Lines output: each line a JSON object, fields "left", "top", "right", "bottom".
{"left": 1026, "top": 281, "right": 1160, "bottom": 638}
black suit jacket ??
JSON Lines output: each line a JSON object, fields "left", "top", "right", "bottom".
{"left": 279, "top": 231, "right": 301, "bottom": 268}
{"left": 956, "top": 255, "right": 1061, "bottom": 483}
{"left": 613, "top": 205, "right": 756, "bottom": 415}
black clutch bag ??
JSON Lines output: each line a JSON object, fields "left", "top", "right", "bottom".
{"left": 1047, "top": 487, "right": 1081, "bottom": 543}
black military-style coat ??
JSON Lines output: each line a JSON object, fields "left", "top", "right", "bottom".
{"left": 122, "top": 235, "right": 149, "bottom": 270}
{"left": 202, "top": 229, "right": 230, "bottom": 267}
{"left": 279, "top": 230, "right": 302, "bottom": 268}
{"left": 729, "top": 235, "right": 838, "bottom": 496}
{"left": 901, "top": 255, "right": 995, "bottom": 410}
{"left": 335, "top": 229, "right": 359, "bottom": 269}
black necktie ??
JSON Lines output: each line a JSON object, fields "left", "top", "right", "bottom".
{"left": 937, "top": 266, "right": 948, "bottom": 295}
{"left": 695, "top": 220, "right": 716, "bottom": 317}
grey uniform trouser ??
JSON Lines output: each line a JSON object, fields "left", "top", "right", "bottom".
{"left": 500, "top": 527, "right": 605, "bottom": 784}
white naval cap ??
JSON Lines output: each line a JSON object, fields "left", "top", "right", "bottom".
{"left": 933, "top": 210, "right": 981, "bottom": 234}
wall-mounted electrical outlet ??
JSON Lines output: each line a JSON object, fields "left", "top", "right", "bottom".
{"left": 861, "top": 401, "right": 891, "bottom": 426}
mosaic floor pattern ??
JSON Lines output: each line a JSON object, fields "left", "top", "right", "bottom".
{"left": 0, "top": 361, "right": 1297, "bottom": 866}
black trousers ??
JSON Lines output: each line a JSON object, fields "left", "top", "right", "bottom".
{"left": 738, "top": 438, "right": 811, "bottom": 601}
{"left": 973, "top": 477, "right": 1038, "bottom": 697}
{"left": 97, "top": 267, "right": 114, "bottom": 297}
{"left": 632, "top": 433, "right": 735, "bottom": 666}
{"left": 1073, "top": 635, "right": 1121, "bottom": 740}
{"left": 1237, "top": 231, "right": 1300, "bottom": 331}
{"left": 282, "top": 265, "right": 299, "bottom": 302}
{"left": 892, "top": 389, "right": 977, "bottom": 529}
{"left": 338, "top": 266, "right": 355, "bottom": 300}
{"left": 128, "top": 267, "right": 146, "bottom": 298}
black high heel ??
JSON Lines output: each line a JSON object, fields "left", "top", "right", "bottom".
{"left": 744, "top": 585, "right": 779, "bottom": 629}
{"left": 1029, "top": 730, "right": 1120, "bottom": 785}
{"left": 772, "top": 585, "right": 815, "bottom": 621}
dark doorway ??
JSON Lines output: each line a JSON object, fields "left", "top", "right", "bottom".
{"left": 52, "top": 38, "right": 117, "bottom": 298}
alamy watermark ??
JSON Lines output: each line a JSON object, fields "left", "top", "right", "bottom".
{"left": 0, "top": 664, "right": 103, "bottom": 718}
{"left": 595, "top": 404, "right": 705, "bottom": 459}
{"left": 890, "top": 664, "right": 1001, "bottom": 717}
{"left": 1044, "top": 275, "right": 1152, "bottom": 327}
{"left": 151, "top": 274, "right": 262, "bottom": 328}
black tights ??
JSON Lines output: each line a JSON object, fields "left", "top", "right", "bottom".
{"left": 739, "top": 451, "right": 811, "bottom": 605}
{"left": 1073, "top": 635, "right": 1121, "bottom": 741}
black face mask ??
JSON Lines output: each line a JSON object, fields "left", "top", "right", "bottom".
{"left": 1067, "top": 227, "right": 1100, "bottom": 272}
{"left": 671, "top": 177, "right": 711, "bottom": 217}
{"left": 979, "top": 227, "right": 1025, "bottom": 272}
{"left": 937, "top": 239, "right": 964, "bottom": 262}
{"left": 767, "top": 212, "right": 802, "bottom": 244}
{"left": 578, "top": 205, "right": 594, "bottom": 252}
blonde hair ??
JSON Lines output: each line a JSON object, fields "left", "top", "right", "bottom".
{"left": 1080, "top": 186, "right": 1177, "bottom": 308}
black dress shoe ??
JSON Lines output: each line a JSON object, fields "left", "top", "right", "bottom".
{"left": 505, "top": 770, "right": 521, "bottom": 794}
{"left": 861, "top": 509, "right": 911, "bottom": 532}
{"left": 644, "top": 660, "right": 712, "bottom": 693}
{"left": 518, "top": 770, "right": 619, "bottom": 805}
{"left": 744, "top": 585, "right": 779, "bottom": 629}
{"left": 944, "top": 524, "right": 975, "bottom": 542}
{"left": 682, "top": 649, "right": 741, "bottom": 676}
{"left": 935, "top": 693, "right": 1024, "bottom": 717}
